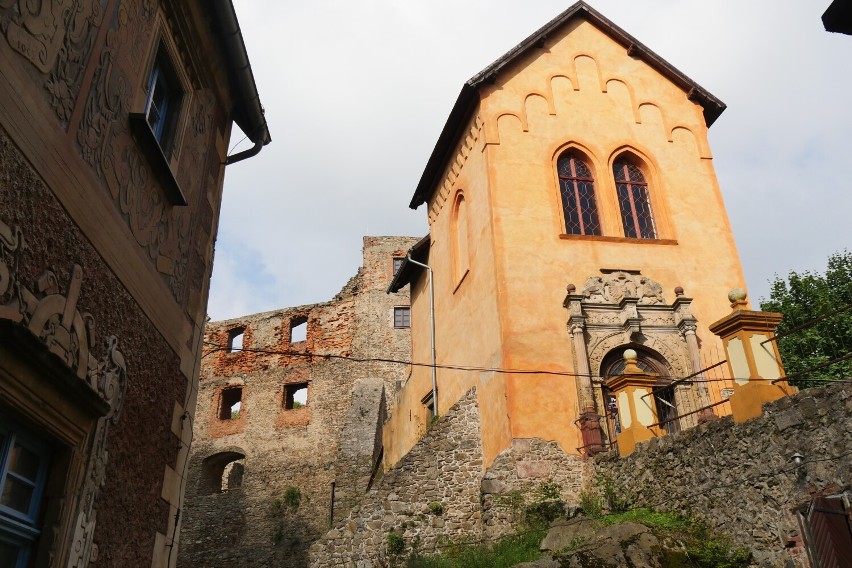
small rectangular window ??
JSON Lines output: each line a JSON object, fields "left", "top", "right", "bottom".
{"left": 290, "top": 316, "right": 308, "bottom": 343}
{"left": 129, "top": 40, "right": 187, "bottom": 205}
{"left": 227, "top": 328, "right": 245, "bottom": 353}
{"left": 393, "top": 307, "right": 410, "bottom": 328}
{"left": 219, "top": 388, "right": 242, "bottom": 420}
{"left": 283, "top": 383, "right": 308, "bottom": 410}
{"left": 393, "top": 257, "right": 405, "bottom": 276}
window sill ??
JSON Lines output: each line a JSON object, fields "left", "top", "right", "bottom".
{"left": 128, "top": 113, "right": 188, "bottom": 206}
{"left": 559, "top": 234, "right": 678, "bottom": 246}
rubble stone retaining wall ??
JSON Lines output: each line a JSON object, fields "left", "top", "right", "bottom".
{"left": 596, "top": 382, "right": 852, "bottom": 567}
{"left": 309, "top": 389, "right": 485, "bottom": 566}
{"left": 482, "top": 438, "right": 592, "bottom": 538}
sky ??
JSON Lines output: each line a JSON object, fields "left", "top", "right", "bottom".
{"left": 208, "top": 0, "right": 852, "bottom": 322}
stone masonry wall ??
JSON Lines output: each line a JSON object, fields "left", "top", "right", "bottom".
{"left": 309, "top": 389, "right": 485, "bottom": 567}
{"left": 178, "top": 236, "right": 419, "bottom": 568}
{"left": 596, "top": 382, "right": 852, "bottom": 567}
{"left": 481, "top": 438, "right": 592, "bottom": 539}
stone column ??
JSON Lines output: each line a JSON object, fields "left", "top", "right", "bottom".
{"left": 673, "top": 288, "right": 713, "bottom": 421}
{"left": 565, "top": 285, "right": 603, "bottom": 456}
{"left": 708, "top": 289, "right": 796, "bottom": 423}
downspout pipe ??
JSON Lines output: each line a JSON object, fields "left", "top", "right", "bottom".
{"left": 406, "top": 255, "right": 438, "bottom": 417}
{"left": 225, "top": 132, "right": 264, "bottom": 165}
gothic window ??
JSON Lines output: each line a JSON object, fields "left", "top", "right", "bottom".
{"left": 0, "top": 420, "right": 51, "bottom": 568}
{"left": 557, "top": 151, "right": 601, "bottom": 235}
{"left": 613, "top": 158, "right": 657, "bottom": 239}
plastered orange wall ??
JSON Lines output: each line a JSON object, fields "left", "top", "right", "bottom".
{"left": 384, "top": 18, "right": 746, "bottom": 469}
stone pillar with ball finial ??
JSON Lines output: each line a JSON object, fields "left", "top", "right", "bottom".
{"left": 708, "top": 288, "right": 796, "bottom": 423}
{"left": 604, "top": 349, "right": 665, "bottom": 456}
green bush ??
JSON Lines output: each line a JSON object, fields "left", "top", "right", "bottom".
{"left": 282, "top": 486, "right": 301, "bottom": 512}
{"left": 387, "top": 531, "right": 405, "bottom": 556}
{"left": 428, "top": 501, "right": 443, "bottom": 516}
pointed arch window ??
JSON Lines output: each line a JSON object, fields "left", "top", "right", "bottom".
{"left": 614, "top": 159, "right": 657, "bottom": 239}
{"left": 557, "top": 151, "right": 601, "bottom": 236}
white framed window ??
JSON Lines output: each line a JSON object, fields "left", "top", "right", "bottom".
{"left": 0, "top": 419, "right": 51, "bottom": 568}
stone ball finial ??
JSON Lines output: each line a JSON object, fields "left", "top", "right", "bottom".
{"left": 623, "top": 348, "right": 638, "bottom": 361}
{"left": 566, "top": 283, "right": 576, "bottom": 294}
{"left": 674, "top": 286, "right": 684, "bottom": 297}
{"left": 728, "top": 288, "right": 748, "bottom": 303}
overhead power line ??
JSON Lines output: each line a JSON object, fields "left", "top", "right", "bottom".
{"left": 201, "top": 341, "right": 852, "bottom": 384}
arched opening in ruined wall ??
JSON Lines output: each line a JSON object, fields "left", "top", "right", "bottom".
{"left": 201, "top": 451, "right": 246, "bottom": 494}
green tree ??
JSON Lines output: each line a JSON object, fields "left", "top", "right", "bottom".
{"left": 760, "top": 250, "right": 852, "bottom": 387}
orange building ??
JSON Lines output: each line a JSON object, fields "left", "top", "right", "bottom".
{"left": 387, "top": 1, "right": 748, "bottom": 468}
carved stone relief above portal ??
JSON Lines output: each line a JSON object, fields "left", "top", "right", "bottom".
{"left": 580, "top": 271, "right": 665, "bottom": 305}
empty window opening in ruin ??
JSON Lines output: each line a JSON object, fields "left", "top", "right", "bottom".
{"left": 394, "top": 307, "right": 410, "bottom": 328}
{"left": 393, "top": 256, "right": 405, "bottom": 275}
{"left": 284, "top": 383, "right": 308, "bottom": 410}
{"left": 219, "top": 387, "right": 243, "bottom": 420}
{"left": 227, "top": 327, "right": 245, "bottom": 352}
{"left": 201, "top": 452, "right": 245, "bottom": 494}
{"left": 290, "top": 316, "right": 308, "bottom": 343}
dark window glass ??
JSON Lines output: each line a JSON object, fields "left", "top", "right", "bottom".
{"left": 0, "top": 421, "right": 51, "bottom": 568}
{"left": 557, "top": 152, "right": 601, "bottom": 236}
{"left": 614, "top": 160, "right": 657, "bottom": 239}
{"left": 146, "top": 63, "right": 172, "bottom": 143}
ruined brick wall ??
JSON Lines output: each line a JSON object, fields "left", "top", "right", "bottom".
{"left": 309, "top": 389, "right": 485, "bottom": 567}
{"left": 178, "top": 236, "right": 418, "bottom": 568}
{"left": 596, "top": 382, "right": 852, "bottom": 567}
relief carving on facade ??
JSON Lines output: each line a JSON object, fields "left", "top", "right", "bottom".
{"left": 566, "top": 273, "right": 692, "bottom": 379}
{"left": 75, "top": 1, "right": 218, "bottom": 306}
{"left": 580, "top": 271, "right": 664, "bottom": 305}
{"left": 1, "top": 0, "right": 106, "bottom": 124}
{"left": 0, "top": 214, "right": 127, "bottom": 568}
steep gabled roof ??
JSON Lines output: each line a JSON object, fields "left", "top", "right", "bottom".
{"left": 409, "top": 1, "right": 725, "bottom": 209}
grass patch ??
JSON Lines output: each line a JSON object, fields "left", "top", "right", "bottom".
{"left": 596, "top": 508, "right": 751, "bottom": 568}
{"left": 405, "top": 529, "right": 546, "bottom": 568}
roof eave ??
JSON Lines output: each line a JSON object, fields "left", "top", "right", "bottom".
{"left": 409, "top": 1, "right": 725, "bottom": 210}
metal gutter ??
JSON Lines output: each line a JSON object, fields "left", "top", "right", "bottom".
{"left": 210, "top": 0, "right": 272, "bottom": 162}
